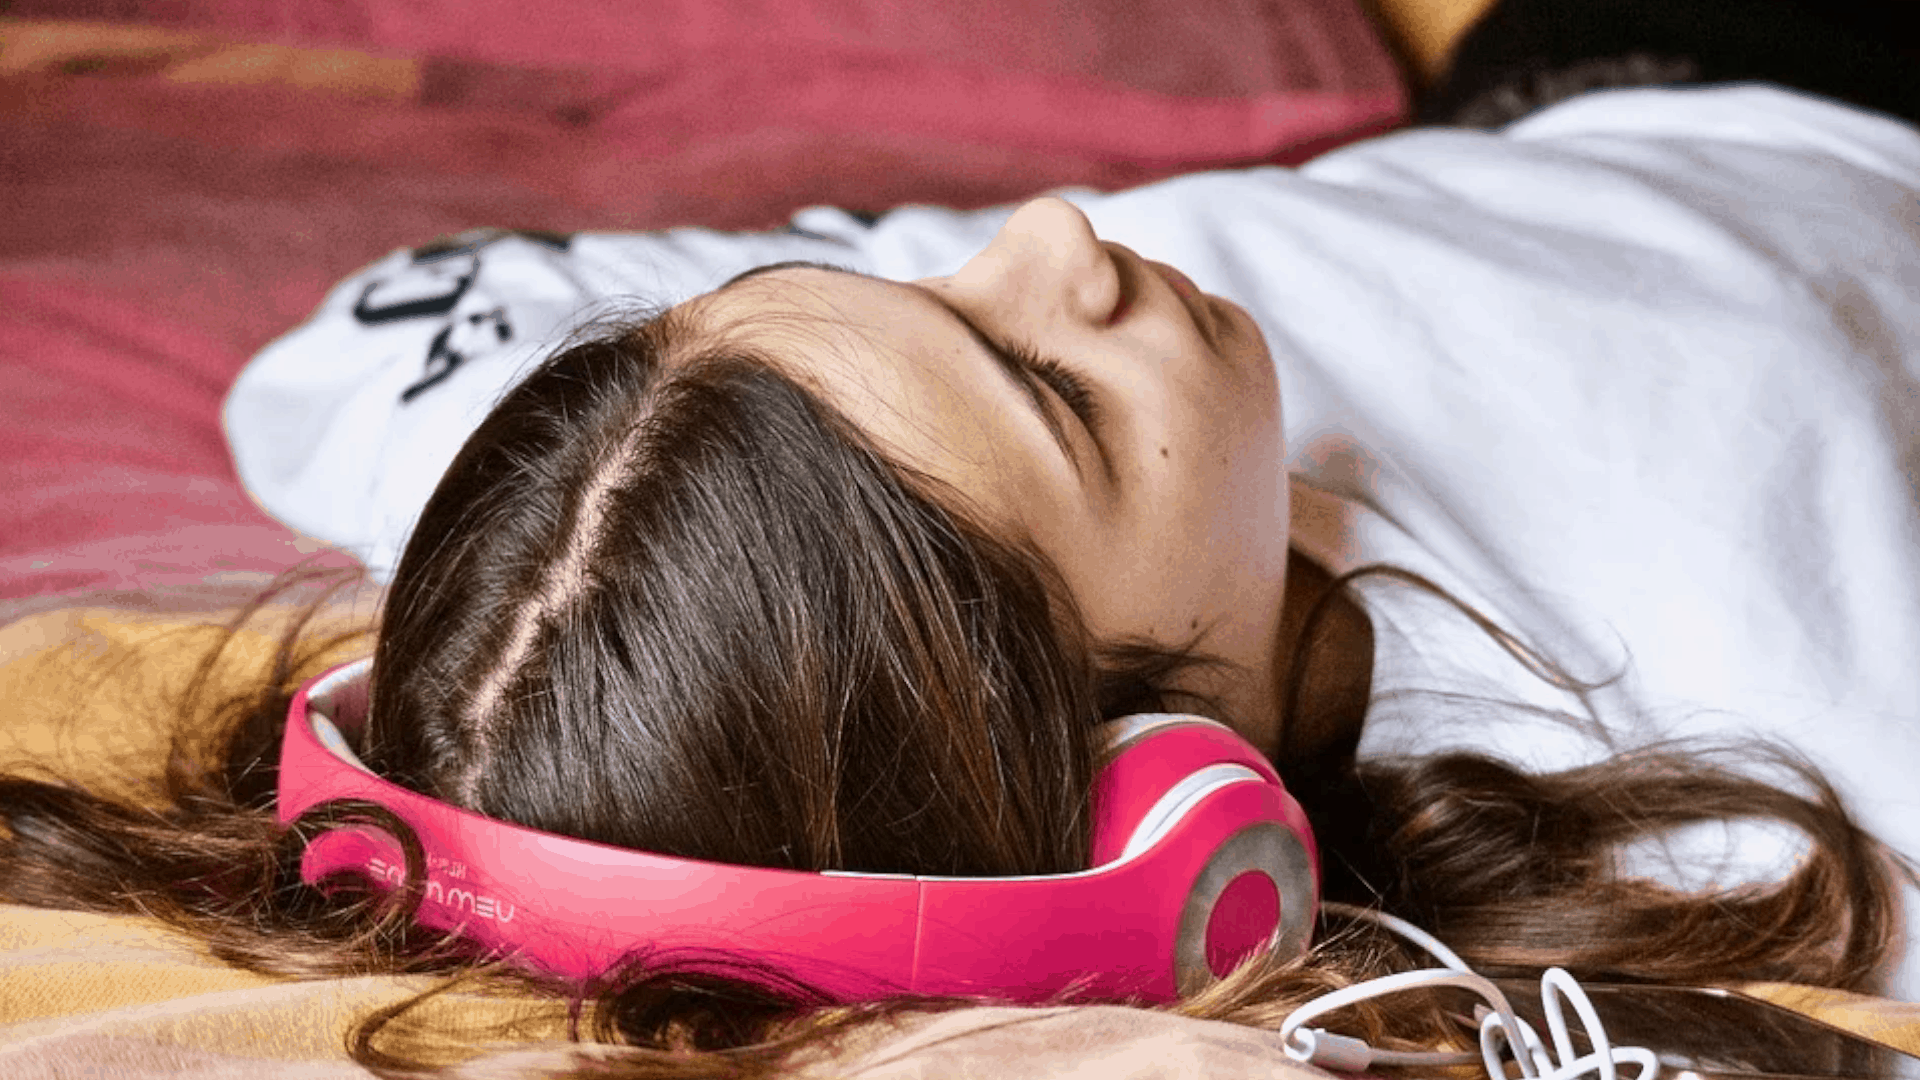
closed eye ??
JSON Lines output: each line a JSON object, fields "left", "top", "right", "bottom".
{"left": 1000, "top": 340, "right": 1104, "bottom": 438}
{"left": 921, "top": 287, "right": 1112, "bottom": 483}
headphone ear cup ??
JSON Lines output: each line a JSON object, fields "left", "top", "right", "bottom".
{"left": 1088, "top": 714, "right": 1319, "bottom": 994}
{"left": 1172, "top": 814, "right": 1317, "bottom": 994}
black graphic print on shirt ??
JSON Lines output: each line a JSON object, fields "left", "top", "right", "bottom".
{"left": 349, "top": 229, "right": 574, "bottom": 406}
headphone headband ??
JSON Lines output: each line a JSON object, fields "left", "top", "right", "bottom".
{"left": 277, "top": 658, "right": 1318, "bottom": 1002}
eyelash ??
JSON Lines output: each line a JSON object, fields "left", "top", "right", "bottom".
{"left": 1001, "top": 340, "right": 1103, "bottom": 435}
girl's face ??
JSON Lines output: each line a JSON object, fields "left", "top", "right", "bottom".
{"left": 691, "top": 197, "right": 1291, "bottom": 748}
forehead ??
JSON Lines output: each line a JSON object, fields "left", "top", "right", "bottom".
{"left": 680, "top": 268, "right": 1055, "bottom": 530}
{"left": 683, "top": 268, "right": 928, "bottom": 387}
{"left": 694, "top": 265, "right": 878, "bottom": 323}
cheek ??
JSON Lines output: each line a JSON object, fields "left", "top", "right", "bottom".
{"left": 1180, "top": 369, "right": 1283, "bottom": 496}
{"left": 1030, "top": 370, "right": 1287, "bottom": 646}
{"left": 1183, "top": 389, "right": 1291, "bottom": 582}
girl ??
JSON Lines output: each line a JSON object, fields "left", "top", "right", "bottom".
{"left": 9, "top": 8, "right": 1920, "bottom": 1078}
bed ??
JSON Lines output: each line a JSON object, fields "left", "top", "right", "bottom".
{"left": 4, "top": 0, "right": 1918, "bottom": 1075}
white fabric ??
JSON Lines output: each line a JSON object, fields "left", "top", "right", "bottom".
{"left": 226, "top": 85, "right": 1920, "bottom": 996}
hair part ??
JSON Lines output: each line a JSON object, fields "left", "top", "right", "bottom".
{"left": 368, "top": 311, "right": 1108, "bottom": 877}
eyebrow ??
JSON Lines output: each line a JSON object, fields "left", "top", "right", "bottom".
{"left": 717, "top": 259, "right": 1085, "bottom": 474}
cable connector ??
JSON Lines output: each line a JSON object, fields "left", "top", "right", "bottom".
{"left": 1285, "top": 1028, "right": 1376, "bottom": 1071}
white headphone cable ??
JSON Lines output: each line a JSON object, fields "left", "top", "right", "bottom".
{"left": 1275, "top": 903, "right": 1660, "bottom": 1080}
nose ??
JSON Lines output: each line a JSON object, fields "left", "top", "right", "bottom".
{"left": 967, "top": 197, "right": 1123, "bottom": 327}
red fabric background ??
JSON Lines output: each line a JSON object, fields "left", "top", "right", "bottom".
{"left": 0, "top": 2, "right": 1405, "bottom": 605}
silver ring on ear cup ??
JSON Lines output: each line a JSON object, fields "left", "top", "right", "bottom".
{"left": 1173, "top": 821, "right": 1316, "bottom": 996}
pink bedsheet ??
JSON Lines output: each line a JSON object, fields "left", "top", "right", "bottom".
{"left": 0, "top": 5, "right": 1404, "bottom": 609}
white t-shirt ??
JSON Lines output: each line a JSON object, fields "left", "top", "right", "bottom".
{"left": 227, "top": 84, "right": 1920, "bottom": 997}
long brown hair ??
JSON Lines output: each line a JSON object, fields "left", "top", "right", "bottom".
{"left": 0, "top": 308, "right": 1904, "bottom": 1078}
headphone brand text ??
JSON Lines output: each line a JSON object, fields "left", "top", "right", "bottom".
{"left": 367, "top": 857, "right": 517, "bottom": 923}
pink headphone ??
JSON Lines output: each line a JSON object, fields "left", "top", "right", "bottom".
{"left": 278, "top": 657, "right": 1320, "bottom": 1003}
